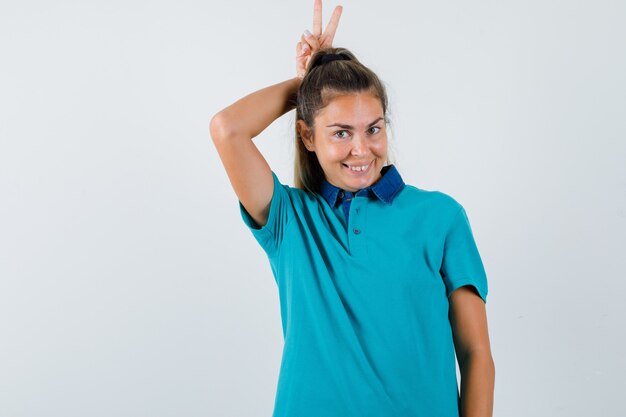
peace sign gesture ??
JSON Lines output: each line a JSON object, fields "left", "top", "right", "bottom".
{"left": 296, "top": 0, "right": 343, "bottom": 79}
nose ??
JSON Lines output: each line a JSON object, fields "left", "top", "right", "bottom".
{"left": 350, "top": 134, "right": 366, "bottom": 156}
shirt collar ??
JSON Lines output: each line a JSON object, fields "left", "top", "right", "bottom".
{"left": 319, "top": 164, "right": 405, "bottom": 207}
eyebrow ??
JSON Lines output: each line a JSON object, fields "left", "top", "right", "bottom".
{"left": 326, "top": 117, "right": 384, "bottom": 129}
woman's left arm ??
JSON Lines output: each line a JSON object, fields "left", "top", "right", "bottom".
{"left": 449, "top": 285, "right": 495, "bottom": 417}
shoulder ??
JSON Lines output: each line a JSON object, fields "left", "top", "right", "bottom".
{"left": 284, "top": 182, "right": 318, "bottom": 203}
{"left": 398, "top": 183, "right": 464, "bottom": 214}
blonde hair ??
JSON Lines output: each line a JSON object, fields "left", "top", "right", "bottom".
{"left": 294, "top": 47, "right": 394, "bottom": 194}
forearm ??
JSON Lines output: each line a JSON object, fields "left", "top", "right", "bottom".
{"left": 214, "top": 77, "right": 302, "bottom": 139}
{"left": 458, "top": 351, "right": 495, "bottom": 417}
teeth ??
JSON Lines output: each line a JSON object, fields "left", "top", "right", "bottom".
{"left": 347, "top": 162, "right": 370, "bottom": 171}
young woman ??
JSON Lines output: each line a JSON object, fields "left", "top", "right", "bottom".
{"left": 210, "top": 1, "right": 495, "bottom": 416}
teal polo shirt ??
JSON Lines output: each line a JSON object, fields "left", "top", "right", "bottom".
{"left": 238, "top": 164, "right": 488, "bottom": 417}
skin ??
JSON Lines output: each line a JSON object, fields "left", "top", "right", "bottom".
{"left": 298, "top": 4, "right": 495, "bottom": 414}
{"left": 296, "top": 0, "right": 343, "bottom": 78}
{"left": 210, "top": 0, "right": 343, "bottom": 232}
{"left": 297, "top": 92, "right": 388, "bottom": 192}
{"left": 450, "top": 286, "right": 496, "bottom": 417}
{"left": 212, "top": 1, "right": 494, "bottom": 415}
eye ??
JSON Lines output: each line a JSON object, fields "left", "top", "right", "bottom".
{"left": 333, "top": 130, "right": 350, "bottom": 139}
{"left": 368, "top": 126, "right": 381, "bottom": 134}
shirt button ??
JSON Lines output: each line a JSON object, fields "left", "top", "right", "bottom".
{"left": 353, "top": 228, "right": 361, "bottom": 234}
{"left": 339, "top": 191, "right": 344, "bottom": 198}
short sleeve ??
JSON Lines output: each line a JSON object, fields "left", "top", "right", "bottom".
{"left": 440, "top": 206, "right": 489, "bottom": 303}
{"left": 238, "top": 170, "right": 294, "bottom": 258}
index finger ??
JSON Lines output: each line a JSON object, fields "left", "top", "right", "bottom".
{"left": 312, "top": 0, "right": 323, "bottom": 37}
{"left": 323, "top": 5, "right": 343, "bottom": 42}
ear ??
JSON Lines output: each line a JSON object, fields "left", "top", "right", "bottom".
{"left": 297, "top": 120, "right": 315, "bottom": 152}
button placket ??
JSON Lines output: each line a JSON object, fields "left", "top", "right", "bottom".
{"left": 346, "top": 196, "right": 367, "bottom": 258}
{"left": 352, "top": 190, "right": 366, "bottom": 232}
{"left": 351, "top": 195, "right": 361, "bottom": 234}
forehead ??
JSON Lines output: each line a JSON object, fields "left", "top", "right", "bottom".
{"left": 315, "top": 92, "right": 383, "bottom": 125}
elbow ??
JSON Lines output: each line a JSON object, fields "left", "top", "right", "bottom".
{"left": 209, "top": 112, "right": 231, "bottom": 143}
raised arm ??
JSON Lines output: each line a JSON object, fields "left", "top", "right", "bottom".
{"left": 209, "top": 77, "right": 301, "bottom": 227}
{"left": 209, "top": 0, "right": 343, "bottom": 228}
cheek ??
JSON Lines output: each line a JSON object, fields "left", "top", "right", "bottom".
{"left": 320, "top": 145, "right": 346, "bottom": 162}
{"left": 371, "top": 140, "right": 387, "bottom": 154}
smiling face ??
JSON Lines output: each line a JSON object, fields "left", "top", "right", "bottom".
{"left": 298, "top": 91, "right": 388, "bottom": 193}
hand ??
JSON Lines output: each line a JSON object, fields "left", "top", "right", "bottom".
{"left": 296, "top": 0, "right": 343, "bottom": 79}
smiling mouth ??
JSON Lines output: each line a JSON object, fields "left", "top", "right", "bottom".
{"left": 341, "top": 159, "right": 374, "bottom": 173}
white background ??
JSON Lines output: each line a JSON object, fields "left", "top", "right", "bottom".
{"left": 1, "top": 0, "right": 624, "bottom": 416}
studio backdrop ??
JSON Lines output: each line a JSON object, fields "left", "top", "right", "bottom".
{"left": 1, "top": 0, "right": 624, "bottom": 416}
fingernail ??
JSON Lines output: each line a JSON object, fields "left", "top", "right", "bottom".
{"left": 304, "top": 29, "right": 312, "bottom": 37}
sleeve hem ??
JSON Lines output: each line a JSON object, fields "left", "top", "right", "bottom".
{"left": 446, "top": 279, "right": 488, "bottom": 304}
{"left": 238, "top": 170, "right": 291, "bottom": 257}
